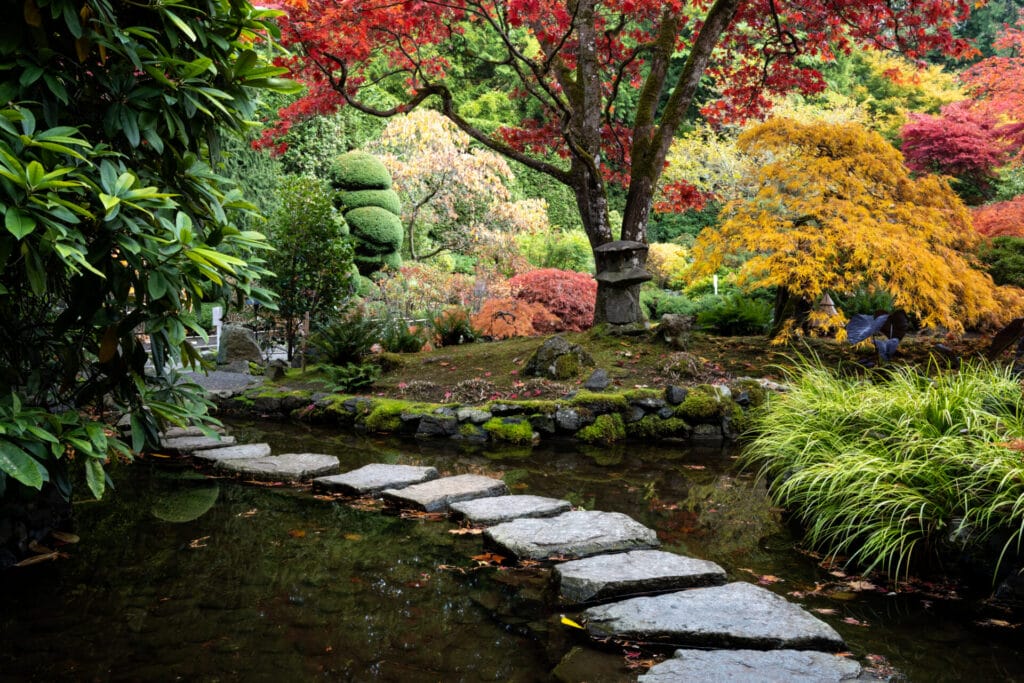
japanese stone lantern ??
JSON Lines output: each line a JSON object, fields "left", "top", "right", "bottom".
{"left": 593, "top": 240, "right": 653, "bottom": 325}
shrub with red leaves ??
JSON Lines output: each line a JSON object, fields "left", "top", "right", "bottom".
{"left": 973, "top": 197, "right": 1024, "bottom": 238}
{"left": 509, "top": 268, "right": 597, "bottom": 332}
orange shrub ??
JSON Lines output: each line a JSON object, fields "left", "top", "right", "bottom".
{"left": 471, "top": 298, "right": 558, "bottom": 339}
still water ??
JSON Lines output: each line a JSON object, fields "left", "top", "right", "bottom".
{"left": 2, "top": 420, "right": 1023, "bottom": 681}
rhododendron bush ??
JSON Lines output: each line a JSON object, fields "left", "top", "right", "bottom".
{"left": 269, "top": 0, "right": 974, "bottom": 324}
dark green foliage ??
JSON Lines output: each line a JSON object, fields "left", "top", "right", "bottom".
{"left": 834, "top": 288, "right": 896, "bottom": 317}
{"left": 431, "top": 308, "right": 477, "bottom": 347}
{"left": 696, "top": 294, "right": 773, "bottom": 335}
{"left": 0, "top": 0, "right": 296, "bottom": 498}
{"left": 309, "top": 313, "right": 383, "bottom": 364}
{"left": 510, "top": 160, "right": 581, "bottom": 229}
{"left": 649, "top": 202, "right": 722, "bottom": 244}
{"left": 265, "top": 176, "right": 355, "bottom": 361}
{"left": 346, "top": 207, "right": 404, "bottom": 250}
{"left": 339, "top": 189, "right": 403, "bottom": 215}
{"left": 329, "top": 151, "right": 392, "bottom": 190}
{"left": 978, "top": 237, "right": 1024, "bottom": 288}
{"left": 323, "top": 362, "right": 381, "bottom": 392}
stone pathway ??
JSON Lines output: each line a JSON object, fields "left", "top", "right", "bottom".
{"left": 151, "top": 429, "right": 869, "bottom": 681}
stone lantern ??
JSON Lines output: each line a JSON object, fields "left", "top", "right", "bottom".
{"left": 593, "top": 240, "right": 652, "bottom": 326}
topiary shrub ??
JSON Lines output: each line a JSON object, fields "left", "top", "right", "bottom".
{"left": 339, "top": 188, "right": 402, "bottom": 215}
{"left": 329, "top": 151, "right": 392, "bottom": 190}
{"left": 345, "top": 206, "right": 404, "bottom": 250}
{"left": 510, "top": 268, "right": 597, "bottom": 332}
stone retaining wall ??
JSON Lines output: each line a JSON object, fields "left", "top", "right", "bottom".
{"left": 208, "top": 378, "right": 779, "bottom": 446}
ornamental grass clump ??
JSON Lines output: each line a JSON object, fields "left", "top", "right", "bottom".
{"left": 742, "top": 360, "right": 1024, "bottom": 581}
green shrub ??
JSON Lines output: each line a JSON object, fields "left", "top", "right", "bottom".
{"left": 431, "top": 307, "right": 477, "bottom": 347}
{"left": 309, "top": 313, "right": 383, "bottom": 364}
{"left": 649, "top": 202, "right": 722, "bottom": 244}
{"left": 517, "top": 229, "right": 595, "bottom": 272}
{"left": 978, "top": 236, "right": 1024, "bottom": 288}
{"left": 346, "top": 206, "right": 404, "bottom": 249}
{"left": 323, "top": 362, "right": 381, "bottom": 392}
{"left": 339, "top": 188, "right": 403, "bottom": 215}
{"left": 834, "top": 287, "right": 895, "bottom": 317}
{"left": 329, "top": 151, "right": 392, "bottom": 190}
{"left": 743, "top": 360, "right": 1024, "bottom": 580}
{"left": 696, "top": 294, "right": 773, "bottom": 335}
{"left": 655, "top": 294, "right": 700, "bottom": 319}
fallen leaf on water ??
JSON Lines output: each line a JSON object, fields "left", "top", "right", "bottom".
{"left": 448, "top": 527, "right": 483, "bottom": 535}
{"left": 14, "top": 551, "right": 66, "bottom": 567}
{"left": 188, "top": 536, "right": 210, "bottom": 549}
{"left": 812, "top": 608, "right": 839, "bottom": 615}
{"left": 148, "top": 452, "right": 172, "bottom": 459}
{"left": 288, "top": 529, "right": 306, "bottom": 538}
{"left": 343, "top": 533, "right": 363, "bottom": 541}
{"left": 682, "top": 464, "right": 706, "bottom": 470}
{"left": 471, "top": 552, "right": 505, "bottom": 565}
{"left": 238, "top": 508, "right": 258, "bottom": 518}
{"left": 28, "top": 540, "right": 53, "bottom": 554}
{"left": 846, "top": 580, "right": 877, "bottom": 592}
{"left": 50, "top": 530, "right": 80, "bottom": 544}
{"left": 560, "top": 615, "right": 585, "bottom": 629}
{"left": 829, "top": 570, "right": 848, "bottom": 578}
{"left": 841, "top": 616, "right": 869, "bottom": 627}
{"left": 975, "top": 618, "right": 1019, "bottom": 628}
{"left": 757, "top": 574, "right": 784, "bottom": 585}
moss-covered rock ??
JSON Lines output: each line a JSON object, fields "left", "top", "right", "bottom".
{"left": 339, "top": 188, "right": 402, "bottom": 215}
{"left": 570, "top": 390, "right": 629, "bottom": 414}
{"left": 728, "top": 378, "right": 769, "bottom": 408}
{"left": 674, "top": 384, "right": 725, "bottom": 422}
{"left": 626, "top": 415, "right": 690, "bottom": 440}
{"left": 329, "top": 151, "right": 392, "bottom": 190}
{"left": 346, "top": 206, "right": 404, "bottom": 250}
{"left": 482, "top": 416, "right": 535, "bottom": 444}
{"left": 577, "top": 413, "right": 626, "bottom": 444}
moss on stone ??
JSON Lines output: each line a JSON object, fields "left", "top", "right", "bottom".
{"left": 482, "top": 417, "right": 534, "bottom": 444}
{"left": 674, "top": 384, "right": 724, "bottom": 422}
{"left": 552, "top": 353, "right": 580, "bottom": 379}
{"left": 623, "top": 388, "right": 662, "bottom": 402}
{"left": 626, "top": 415, "right": 690, "bottom": 440}
{"left": 485, "top": 399, "right": 558, "bottom": 414}
{"left": 728, "top": 378, "right": 769, "bottom": 408}
{"left": 362, "top": 398, "right": 443, "bottom": 433}
{"left": 570, "top": 390, "right": 629, "bottom": 414}
{"left": 577, "top": 413, "right": 626, "bottom": 444}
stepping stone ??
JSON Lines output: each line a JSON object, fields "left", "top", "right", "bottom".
{"left": 450, "top": 495, "right": 572, "bottom": 525}
{"left": 638, "top": 649, "right": 863, "bottom": 682}
{"left": 555, "top": 549, "right": 726, "bottom": 605}
{"left": 583, "top": 582, "right": 846, "bottom": 652}
{"left": 485, "top": 511, "right": 659, "bottom": 561}
{"left": 312, "top": 464, "right": 439, "bottom": 496}
{"left": 159, "top": 435, "right": 236, "bottom": 453}
{"left": 162, "top": 425, "right": 225, "bottom": 439}
{"left": 381, "top": 474, "right": 508, "bottom": 512}
{"left": 215, "top": 453, "right": 340, "bottom": 482}
{"left": 192, "top": 443, "right": 272, "bottom": 463}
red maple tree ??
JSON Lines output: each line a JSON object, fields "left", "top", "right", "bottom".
{"left": 267, "top": 0, "right": 974, "bottom": 323}
{"left": 901, "top": 102, "right": 1015, "bottom": 204}
{"left": 973, "top": 197, "right": 1024, "bottom": 238}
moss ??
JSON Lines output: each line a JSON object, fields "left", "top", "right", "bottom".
{"left": 626, "top": 415, "right": 690, "bottom": 440}
{"left": 251, "top": 387, "right": 313, "bottom": 401}
{"left": 674, "top": 384, "right": 724, "bottom": 422}
{"left": 482, "top": 417, "right": 534, "bottom": 444}
{"left": 623, "top": 388, "right": 662, "bottom": 402}
{"left": 329, "top": 151, "right": 392, "bottom": 190}
{"left": 347, "top": 206, "right": 403, "bottom": 250}
{"left": 247, "top": 361, "right": 264, "bottom": 375}
{"left": 369, "top": 352, "right": 406, "bottom": 373}
{"left": 728, "top": 378, "right": 769, "bottom": 408}
{"left": 570, "top": 390, "right": 629, "bottom": 414}
{"left": 339, "top": 188, "right": 402, "bottom": 215}
{"left": 458, "top": 423, "right": 487, "bottom": 439}
{"left": 577, "top": 413, "right": 626, "bottom": 444}
{"left": 363, "top": 398, "right": 442, "bottom": 433}
{"left": 552, "top": 353, "right": 580, "bottom": 379}
{"left": 485, "top": 399, "right": 558, "bottom": 414}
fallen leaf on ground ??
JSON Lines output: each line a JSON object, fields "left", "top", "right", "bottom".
{"left": 288, "top": 529, "right": 306, "bottom": 538}
{"left": 841, "top": 616, "right": 869, "bottom": 626}
{"left": 188, "top": 536, "right": 210, "bottom": 549}
{"left": 238, "top": 508, "right": 258, "bottom": 518}
{"left": 448, "top": 527, "right": 483, "bottom": 535}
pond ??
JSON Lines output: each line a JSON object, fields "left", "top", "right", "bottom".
{"left": 2, "top": 420, "right": 1023, "bottom": 681}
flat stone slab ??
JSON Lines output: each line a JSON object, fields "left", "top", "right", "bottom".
{"left": 312, "top": 464, "right": 439, "bottom": 496}
{"left": 215, "top": 453, "right": 340, "bottom": 482}
{"left": 555, "top": 549, "right": 726, "bottom": 604}
{"left": 159, "top": 435, "right": 236, "bottom": 453}
{"left": 381, "top": 474, "right": 508, "bottom": 512}
{"left": 450, "top": 495, "right": 572, "bottom": 525}
{"left": 161, "top": 425, "right": 225, "bottom": 439}
{"left": 583, "top": 582, "right": 845, "bottom": 651}
{"left": 192, "top": 443, "right": 272, "bottom": 463}
{"left": 485, "top": 511, "right": 659, "bottom": 561}
{"left": 638, "top": 649, "right": 863, "bottom": 683}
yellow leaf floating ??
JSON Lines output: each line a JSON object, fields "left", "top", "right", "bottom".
{"left": 560, "top": 615, "right": 585, "bottom": 630}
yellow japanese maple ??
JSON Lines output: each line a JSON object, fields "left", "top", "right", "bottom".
{"left": 692, "top": 118, "right": 1015, "bottom": 337}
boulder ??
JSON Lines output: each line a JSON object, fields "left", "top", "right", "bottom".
{"left": 216, "top": 324, "right": 262, "bottom": 366}
{"left": 658, "top": 314, "right": 693, "bottom": 349}
{"left": 523, "top": 335, "right": 595, "bottom": 380}
{"left": 583, "top": 368, "right": 611, "bottom": 391}
{"left": 638, "top": 649, "right": 863, "bottom": 682}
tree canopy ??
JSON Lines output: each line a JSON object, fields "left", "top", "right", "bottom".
{"left": 267, "top": 0, "right": 975, "bottom": 323}
{"left": 0, "top": 0, "right": 297, "bottom": 497}
{"left": 692, "top": 118, "right": 1015, "bottom": 337}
